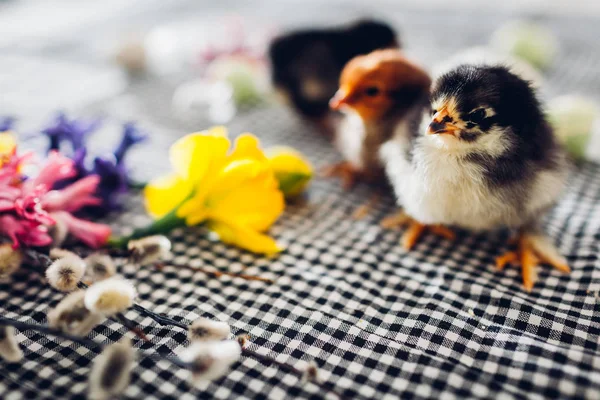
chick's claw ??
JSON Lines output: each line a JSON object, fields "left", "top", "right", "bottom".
{"left": 321, "top": 161, "right": 361, "bottom": 190}
{"left": 527, "top": 234, "right": 571, "bottom": 274}
{"left": 400, "top": 219, "right": 455, "bottom": 250}
{"left": 495, "top": 251, "right": 518, "bottom": 270}
{"left": 495, "top": 233, "right": 571, "bottom": 292}
{"left": 429, "top": 225, "right": 456, "bottom": 241}
{"left": 402, "top": 221, "right": 426, "bottom": 250}
{"left": 350, "top": 193, "right": 381, "bottom": 220}
{"left": 380, "top": 210, "right": 411, "bottom": 230}
{"left": 519, "top": 236, "right": 540, "bottom": 292}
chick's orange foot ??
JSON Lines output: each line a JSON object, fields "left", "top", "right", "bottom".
{"left": 496, "top": 233, "right": 571, "bottom": 292}
{"left": 387, "top": 215, "right": 455, "bottom": 250}
{"left": 351, "top": 193, "right": 380, "bottom": 220}
{"left": 380, "top": 210, "right": 411, "bottom": 229}
{"left": 321, "top": 161, "right": 362, "bottom": 190}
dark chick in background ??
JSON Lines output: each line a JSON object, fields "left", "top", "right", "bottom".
{"left": 327, "top": 49, "right": 431, "bottom": 190}
{"left": 380, "top": 64, "right": 570, "bottom": 291}
{"left": 269, "top": 20, "right": 398, "bottom": 135}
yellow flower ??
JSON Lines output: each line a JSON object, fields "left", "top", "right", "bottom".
{"left": 0, "top": 132, "right": 16, "bottom": 166}
{"left": 143, "top": 127, "right": 285, "bottom": 255}
{"left": 266, "top": 146, "right": 313, "bottom": 198}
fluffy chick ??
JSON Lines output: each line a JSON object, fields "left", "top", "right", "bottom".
{"left": 327, "top": 49, "right": 431, "bottom": 189}
{"left": 380, "top": 64, "right": 570, "bottom": 291}
{"left": 269, "top": 20, "right": 398, "bottom": 134}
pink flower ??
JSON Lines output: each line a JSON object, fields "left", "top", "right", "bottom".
{"left": 1, "top": 143, "right": 110, "bottom": 249}
{"left": 0, "top": 151, "right": 33, "bottom": 185}
{"left": 27, "top": 151, "right": 76, "bottom": 190}
{"left": 0, "top": 215, "right": 53, "bottom": 248}
{"left": 14, "top": 185, "right": 55, "bottom": 225}
{"left": 43, "top": 175, "right": 102, "bottom": 212}
{"left": 0, "top": 184, "right": 20, "bottom": 212}
{"left": 51, "top": 211, "right": 111, "bottom": 249}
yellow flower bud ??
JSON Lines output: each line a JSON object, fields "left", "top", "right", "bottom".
{"left": 266, "top": 146, "right": 313, "bottom": 198}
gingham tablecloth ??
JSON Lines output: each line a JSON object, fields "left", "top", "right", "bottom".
{"left": 1, "top": 3, "right": 600, "bottom": 399}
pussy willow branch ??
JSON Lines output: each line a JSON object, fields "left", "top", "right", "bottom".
{"left": 0, "top": 316, "right": 188, "bottom": 368}
{"left": 244, "top": 345, "right": 345, "bottom": 399}
{"left": 24, "top": 249, "right": 188, "bottom": 337}
{"left": 67, "top": 247, "right": 274, "bottom": 283}
{"left": 165, "top": 263, "right": 274, "bottom": 283}
{"left": 22, "top": 250, "right": 343, "bottom": 398}
{"left": 113, "top": 306, "right": 345, "bottom": 399}
{"left": 23, "top": 249, "right": 150, "bottom": 342}
{"left": 0, "top": 315, "right": 344, "bottom": 398}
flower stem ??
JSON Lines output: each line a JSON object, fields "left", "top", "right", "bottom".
{"left": 127, "top": 179, "right": 148, "bottom": 190}
{"left": 108, "top": 209, "right": 185, "bottom": 249}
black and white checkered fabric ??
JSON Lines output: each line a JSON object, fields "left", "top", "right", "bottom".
{"left": 2, "top": 3, "right": 600, "bottom": 399}
{"left": 2, "top": 105, "right": 600, "bottom": 399}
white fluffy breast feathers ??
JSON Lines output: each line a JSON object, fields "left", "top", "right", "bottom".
{"left": 380, "top": 129, "right": 566, "bottom": 231}
{"left": 335, "top": 111, "right": 366, "bottom": 168}
{"left": 380, "top": 124, "right": 520, "bottom": 230}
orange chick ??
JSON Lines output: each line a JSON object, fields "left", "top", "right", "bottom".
{"left": 324, "top": 49, "right": 431, "bottom": 189}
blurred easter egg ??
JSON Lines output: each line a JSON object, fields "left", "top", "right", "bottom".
{"left": 548, "top": 95, "right": 598, "bottom": 160}
{"left": 491, "top": 21, "right": 558, "bottom": 70}
{"left": 206, "top": 56, "right": 269, "bottom": 107}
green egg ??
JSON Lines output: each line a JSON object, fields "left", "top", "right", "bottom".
{"left": 491, "top": 21, "right": 558, "bottom": 70}
{"left": 548, "top": 95, "right": 598, "bottom": 160}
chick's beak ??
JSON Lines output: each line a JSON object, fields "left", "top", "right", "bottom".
{"left": 329, "top": 88, "right": 351, "bottom": 110}
{"left": 427, "top": 109, "right": 460, "bottom": 135}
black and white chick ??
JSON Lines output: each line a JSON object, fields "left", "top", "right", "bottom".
{"left": 379, "top": 64, "right": 570, "bottom": 291}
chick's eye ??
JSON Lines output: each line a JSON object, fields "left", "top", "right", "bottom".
{"left": 364, "top": 87, "right": 380, "bottom": 97}
{"left": 466, "top": 109, "right": 486, "bottom": 124}
{"left": 431, "top": 109, "right": 437, "bottom": 116}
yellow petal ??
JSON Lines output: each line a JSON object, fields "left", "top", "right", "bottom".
{"left": 207, "top": 185, "right": 284, "bottom": 231}
{"left": 144, "top": 174, "right": 193, "bottom": 218}
{"left": 169, "top": 131, "right": 230, "bottom": 182}
{"left": 207, "top": 220, "right": 282, "bottom": 255}
{"left": 204, "top": 126, "right": 228, "bottom": 138}
{"left": 176, "top": 195, "right": 209, "bottom": 225}
{"left": 208, "top": 159, "right": 268, "bottom": 194}
{"left": 227, "top": 133, "right": 267, "bottom": 163}
{"left": 176, "top": 159, "right": 260, "bottom": 221}
{"left": 178, "top": 158, "right": 284, "bottom": 230}
{"left": 205, "top": 159, "right": 284, "bottom": 230}
{"left": 0, "top": 132, "right": 16, "bottom": 157}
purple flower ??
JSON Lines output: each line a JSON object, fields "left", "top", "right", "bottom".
{"left": 41, "top": 112, "right": 103, "bottom": 152}
{"left": 114, "top": 122, "right": 147, "bottom": 165}
{"left": 72, "top": 148, "right": 90, "bottom": 177}
{"left": 0, "top": 116, "right": 15, "bottom": 132}
{"left": 40, "top": 115, "right": 147, "bottom": 213}
{"left": 92, "top": 156, "right": 128, "bottom": 211}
